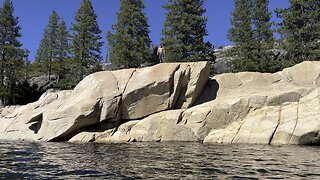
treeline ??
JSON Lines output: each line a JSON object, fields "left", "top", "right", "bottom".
{"left": 33, "top": 0, "right": 103, "bottom": 89}
{"left": 0, "top": 0, "right": 30, "bottom": 105}
{"left": 0, "top": 0, "right": 215, "bottom": 106}
{"left": 0, "top": 0, "right": 319, "bottom": 106}
{"left": 107, "top": 0, "right": 215, "bottom": 69}
{"left": 228, "top": 0, "right": 320, "bottom": 73}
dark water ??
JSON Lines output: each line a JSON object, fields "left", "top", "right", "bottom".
{"left": 0, "top": 141, "right": 320, "bottom": 179}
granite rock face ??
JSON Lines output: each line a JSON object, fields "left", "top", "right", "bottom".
{"left": 1, "top": 61, "right": 320, "bottom": 146}
{"left": 0, "top": 62, "right": 210, "bottom": 142}
{"left": 203, "top": 61, "right": 320, "bottom": 145}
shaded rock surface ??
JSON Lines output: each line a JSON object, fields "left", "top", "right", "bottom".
{"left": 29, "top": 75, "right": 58, "bottom": 91}
{"left": 1, "top": 61, "right": 320, "bottom": 146}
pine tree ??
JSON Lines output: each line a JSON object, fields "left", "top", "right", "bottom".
{"left": 161, "top": 0, "right": 209, "bottom": 62}
{"left": 228, "top": 0, "right": 275, "bottom": 72}
{"left": 228, "top": 0, "right": 255, "bottom": 72}
{"left": 277, "top": 0, "right": 320, "bottom": 63}
{"left": 56, "top": 19, "right": 70, "bottom": 80}
{"left": 252, "top": 0, "right": 276, "bottom": 72}
{"left": 35, "top": 10, "right": 60, "bottom": 81}
{"left": 0, "top": 0, "right": 25, "bottom": 105}
{"left": 71, "top": 0, "right": 102, "bottom": 82}
{"left": 107, "top": 0, "right": 151, "bottom": 68}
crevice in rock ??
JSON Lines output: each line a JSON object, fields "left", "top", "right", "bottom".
{"left": 230, "top": 120, "right": 244, "bottom": 144}
{"left": 96, "top": 94, "right": 122, "bottom": 136}
{"left": 268, "top": 106, "right": 282, "bottom": 145}
{"left": 174, "top": 65, "right": 191, "bottom": 109}
{"left": 111, "top": 101, "right": 123, "bottom": 136}
{"left": 167, "top": 72, "right": 175, "bottom": 109}
{"left": 122, "top": 69, "right": 136, "bottom": 94}
{"left": 99, "top": 94, "right": 122, "bottom": 122}
{"left": 315, "top": 74, "right": 320, "bottom": 87}
{"left": 289, "top": 102, "right": 299, "bottom": 144}
{"left": 177, "top": 109, "right": 187, "bottom": 124}
{"left": 168, "top": 64, "right": 183, "bottom": 109}
{"left": 229, "top": 98, "right": 255, "bottom": 143}
{"left": 28, "top": 114, "right": 43, "bottom": 134}
{"left": 230, "top": 114, "right": 250, "bottom": 144}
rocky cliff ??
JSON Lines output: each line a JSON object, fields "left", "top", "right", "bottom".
{"left": 1, "top": 61, "right": 320, "bottom": 145}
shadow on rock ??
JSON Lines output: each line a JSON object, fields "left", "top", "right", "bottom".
{"left": 299, "top": 131, "right": 320, "bottom": 146}
{"left": 193, "top": 79, "right": 219, "bottom": 106}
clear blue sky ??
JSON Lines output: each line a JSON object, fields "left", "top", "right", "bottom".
{"left": 1, "top": 0, "right": 289, "bottom": 61}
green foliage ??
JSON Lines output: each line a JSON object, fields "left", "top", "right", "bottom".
{"left": 252, "top": 0, "right": 278, "bottom": 72}
{"left": 34, "top": 11, "right": 72, "bottom": 89}
{"left": 107, "top": 0, "right": 151, "bottom": 69}
{"left": 161, "top": 0, "right": 210, "bottom": 62}
{"left": 150, "top": 45, "right": 160, "bottom": 65}
{"left": 228, "top": 0, "right": 255, "bottom": 72}
{"left": 55, "top": 19, "right": 70, "bottom": 81}
{"left": 277, "top": 0, "right": 320, "bottom": 63}
{"left": 71, "top": 0, "right": 102, "bottom": 81}
{"left": 0, "top": 0, "right": 29, "bottom": 105}
{"left": 199, "top": 42, "right": 216, "bottom": 62}
{"left": 12, "top": 80, "right": 40, "bottom": 105}
{"left": 35, "top": 10, "right": 60, "bottom": 80}
{"left": 228, "top": 0, "right": 277, "bottom": 73}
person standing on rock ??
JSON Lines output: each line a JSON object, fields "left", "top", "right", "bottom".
{"left": 157, "top": 43, "right": 165, "bottom": 63}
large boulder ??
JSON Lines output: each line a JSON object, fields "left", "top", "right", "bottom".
{"left": 0, "top": 90, "right": 71, "bottom": 141}
{"left": 121, "top": 63, "right": 180, "bottom": 119}
{"left": 122, "top": 62, "right": 210, "bottom": 119}
{"left": 2, "top": 61, "right": 320, "bottom": 145}
{"left": 282, "top": 61, "right": 320, "bottom": 87}
{"left": 203, "top": 88, "right": 320, "bottom": 145}
{"left": 0, "top": 62, "right": 210, "bottom": 142}
{"left": 75, "top": 110, "right": 199, "bottom": 143}
{"left": 127, "top": 110, "right": 198, "bottom": 142}
{"left": 36, "top": 71, "right": 122, "bottom": 141}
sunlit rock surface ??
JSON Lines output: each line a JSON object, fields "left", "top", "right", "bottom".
{"left": 1, "top": 61, "right": 320, "bottom": 145}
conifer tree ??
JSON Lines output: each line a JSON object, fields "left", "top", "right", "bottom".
{"left": 71, "top": 0, "right": 102, "bottom": 82}
{"left": 0, "top": 0, "right": 25, "bottom": 105}
{"left": 56, "top": 19, "right": 70, "bottom": 80}
{"left": 35, "top": 10, "right": 60, "bottom": 81}
{"left": 161, "top": 0, "right": 209, "bottom": 62}
{"left": 252, "top": 0, "right": 276, "bottom": 72}
{"left": 35, "top": 12, "right": 71, "bottom": 88}
{"left": 228, "top": 0, "right": 255, "bottom": 72}
{"left": 228, "top": 0, "right": 275, "bottom": 72}
{"left": 107, "top": 0, "right": 151, "bottom": 68}
{"left": 277, "top": 0, "right": 320, "bottom": 63}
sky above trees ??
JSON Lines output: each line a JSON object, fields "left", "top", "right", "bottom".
{"left": 1, "top": 0, "right": 289, "bottom": 61}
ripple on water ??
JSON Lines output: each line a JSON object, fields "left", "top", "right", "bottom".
{"left": 0, "top": 141, "right": 319, "bottom": 179}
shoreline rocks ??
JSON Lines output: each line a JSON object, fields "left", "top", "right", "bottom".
{"left": 1, "top": 61, "right": 320, "bottom": 146}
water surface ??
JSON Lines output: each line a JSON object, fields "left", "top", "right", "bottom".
{"left": 0, "top": 141, "right": 319, "bottom": 179}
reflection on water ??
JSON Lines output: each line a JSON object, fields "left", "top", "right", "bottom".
{"left": 0, "top": 141, "right": 320, "bottom": 179}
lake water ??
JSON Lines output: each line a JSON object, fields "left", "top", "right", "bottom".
{"left": 0, "top": 141, "right": 319, "bottom": 179}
